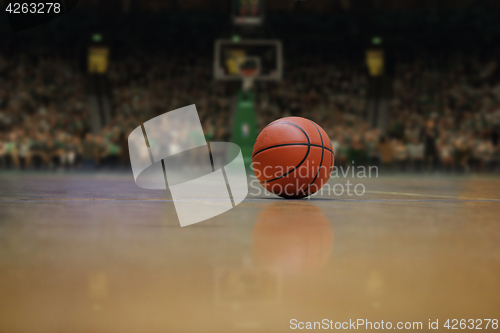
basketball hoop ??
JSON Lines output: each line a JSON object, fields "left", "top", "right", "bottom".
{"left": 238, "top": 56, "right": 261, "bottom": 92}
{"left": 241, "top": 68, "right": 257, "bottom": 91}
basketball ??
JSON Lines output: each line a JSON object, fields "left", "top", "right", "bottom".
{"left": 252, "top": 117, "right": 334, "bottom": 199}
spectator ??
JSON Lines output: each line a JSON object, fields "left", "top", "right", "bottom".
{"left": 347, "top": 135, "right": 367, "bottom": 165}
{"left": 421, "top": 120, "right": 439, "bottom": 171}
{"left": 18, "top": 137, "right": 32, "bottom": 169}
{"left": 81, "top": 133, "right": 97, "bottom": 170}
{"left": 0, "top": 133, "right": 6, "bottom": 168}
{"left": 438, "top": 138, "right": 454, "bottom": 172}
{"left": 5, "top": 132, "right": 19, "bottom": 169}
{"left": 394, "top": 139, "right": 408, "bottom": 171}
{"left": 376, "top": 136, "right": 394, "bottom": 170}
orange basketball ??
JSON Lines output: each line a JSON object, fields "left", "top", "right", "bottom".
{"left": 252, "top": 117, "right": 334, "bottom": 199}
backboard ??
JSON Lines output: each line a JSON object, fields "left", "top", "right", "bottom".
{"left": 214, "top": 39, "right": 283, "bottom": 81}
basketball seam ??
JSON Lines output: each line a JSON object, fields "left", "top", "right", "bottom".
{"left": 261, "top": 121, "right": 311, "bottom": 184}
{"left": 328, "top": 132, "right": 334, "bottom": 172}
{"left": 302, "top": 121, "right": 325, "bottom": 196}
{"left": 252, "top": 143, "right": 334, "bottom": 158}
{"left": 330, "top": 150, "right": 334, "bottom": 172}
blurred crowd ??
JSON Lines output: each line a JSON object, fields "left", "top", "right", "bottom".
{"left": 108, "top": 53, "right": 233, "bottom": 144}
{"left": 0, "top": 53, "right": 93, "bottom": 170}
{"left": 1, "top": 51, "right": 500, "bottom": 173}
{"left": 381, "top": 54, "right": 500, "bottom": 172}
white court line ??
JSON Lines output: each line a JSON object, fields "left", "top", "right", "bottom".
{"left": 366, "top": 190, "right": 500, "bottom": 202}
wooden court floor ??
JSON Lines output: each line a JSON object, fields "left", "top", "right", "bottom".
{"left": 0, "top": 172, "right": 499, "bottom": 332}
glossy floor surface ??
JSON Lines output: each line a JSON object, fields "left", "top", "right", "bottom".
{"left": 0, "top": 172, "right": 499, "bottom": 332}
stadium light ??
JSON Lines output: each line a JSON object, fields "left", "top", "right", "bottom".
{"left": 92, "top": 33, "right": 103, "bottom": 43}
{"left": 372, "top": 36, "right": 382, "bottom": 45}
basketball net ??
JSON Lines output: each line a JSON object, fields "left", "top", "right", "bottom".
{"left": 240, "top": 68, "right": 257, "bottom": 92}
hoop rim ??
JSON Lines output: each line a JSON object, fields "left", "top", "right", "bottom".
{"left": 240, "top": 68, "right": 258, "bottom": 79}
